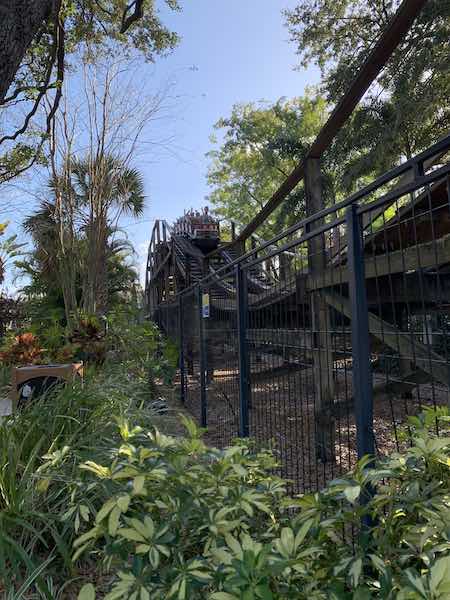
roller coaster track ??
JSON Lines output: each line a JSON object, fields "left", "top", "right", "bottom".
{"left": 145, "top": 218, "right": 287, "bottom": 315}
{"left": 145, "top": 0, "right": 434, "bottom": 317}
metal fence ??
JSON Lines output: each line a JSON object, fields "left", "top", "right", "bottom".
{"left": 156, "top": 136, "right": 450, "bottom": 495}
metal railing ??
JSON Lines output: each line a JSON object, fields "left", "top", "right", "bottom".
{"left": 155, "top": 135, "right": 450, "bottom": 494}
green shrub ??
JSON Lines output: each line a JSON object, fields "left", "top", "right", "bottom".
{"left": 73, "top": 414, "right": 450, "bottom": 599}
{"left": 0, "top": 357, "right": 180, "bottom": 596}
{"left": 106, "top": 308, "right": 178, "bottom": 395}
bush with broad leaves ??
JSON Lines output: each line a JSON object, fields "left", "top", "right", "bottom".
{"left": 73, "top": 411, "right": 450, "bottom": 599}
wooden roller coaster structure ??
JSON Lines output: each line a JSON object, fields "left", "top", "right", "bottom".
{"left": 145, "top": 0, "right": 450, "bottom": 492}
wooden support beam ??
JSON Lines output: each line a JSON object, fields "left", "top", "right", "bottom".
{"left": 305, "top": 158, "right": 335, "bottom": 462}
{"left": 322, "top": 291, "right": 450, "bottom": 390}
{"left": 149, "top": 246, "right": 172, "bottom": 281}
{"left": 373, "top": 369, "right": 431, "bottom": 399}
{"left": 329, "top": 157, "right": 449, "bottom": 262}
{"left": 308, "top": 233, "right": 450, "bottom": 291}
{"left": 247, "top": 328, "right": 313, "bottom": 348}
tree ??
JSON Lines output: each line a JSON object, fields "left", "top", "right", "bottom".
{"left": 22, "top": 156, "right": 144, "bottom": 321}
{"left": 20, "top": 195, "right": 142, "bottom": 324}
{"left": 22, "top": 193, "right": 80, "bottom": 324}
{"left": 18, "top": 55, "right": 172, "bottom": 323}
{"left": 0, "top": 0, "right": 180, "bottom": 182}
{"left": 284, "top": 0, "right": 450, "bottom": 181}
{"left": 72, "top": 154, "right": 145, "bottom": 315}
{"left": 206, "top": 95, "right": 332, "bottom": 237}
{"left": 0, "top": 221, "right": 25, "bottom": 284}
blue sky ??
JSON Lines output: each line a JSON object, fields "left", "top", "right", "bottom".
{"left": 127, "top": 0, "right": 320, "bottom": 280}
{"left": 142, "top": 0, "right": 319, "bottom": 219}
{"left": 3, "top": 0, "right": 320, "bottom": 289}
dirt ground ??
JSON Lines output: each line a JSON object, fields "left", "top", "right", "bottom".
{"left": 180, "top": 365, "right": 449, "bottom": 495}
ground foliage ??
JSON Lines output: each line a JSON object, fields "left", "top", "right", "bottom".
{"left": 0, "top": 327, "right": 449, "bottom": 598}
{"left": 69, "top": 410, "right": 449, "bottom": 599}
{"left": 0, "top": 301, "right": 448, "bottom": 600}
{"left": 0, "top": 311, "right": 179, "bottom": 597}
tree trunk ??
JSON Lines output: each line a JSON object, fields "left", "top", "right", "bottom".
{"left": 82, "top": 223, "right": 98, "bottom": 315}
{"left": 82, "top": 215, "right": 108, "bottom": 316}
{"left": 305, "top": 158, "right": 336, "bottom": 463}
{"left": 96, "top": 240, "right": 108, "bottom": 316}
{"left": 0, "top": 0, "right": 54, "bottom": 102}
{"left": 60, "top": 261, "right": 78, "bottom": 327}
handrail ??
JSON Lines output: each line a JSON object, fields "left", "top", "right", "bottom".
{"left": 176, "top": 137, "right": 450, "bottom": 297}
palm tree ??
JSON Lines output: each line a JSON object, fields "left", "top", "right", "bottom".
{"left": 23, "top": 197, "right": 80, "bottom": 326}
{"left": 22, "top": 155, "right": 145, "bottom": 323}
{"left": 70, "top": 154, "right": 145, "bottom": 315}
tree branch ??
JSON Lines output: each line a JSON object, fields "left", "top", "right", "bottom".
{"left": 120, "top": 0, "right": 145, "bottom": 33}
{"left": 0, "top": 1, "right": 65, "bottom": 146}
{"left": 45, "top": 10, "right": 65, "bottom": 134}
{"left": 2, "top": 84, "right": 54, "bottom": 105}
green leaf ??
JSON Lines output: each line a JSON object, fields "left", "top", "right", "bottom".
{"left": 404, "top": 570, "right": 427, "bottom": 598}
{"left": 140, "top": 589, "right": 150, "bottom": 600}
{"left": 80, "top": 461, "right": 111, "bottom": 479}
{"left": 95, "top": 498, "right": 116, "bottom": 524}
{"left": 232, "top": 463, "right": 247, "bottom": 477}
{"left": 343, "top": 485, "right": 361, "bottom": 504}
{"left": 133, "top": 475, "right": 145, "bottom": 495}
{"left": 349, "top": 558, "right": 362, "bottom": 588}
{"left": 117, "top": 494, "right": 130, "bottom": 512}
{"left": 280, "top": 527, "right": 295, "bottom": 556}
{"left": 80, "top": 504, "right": 90, "bottom": 522}
{"left": 430, "top": 556, "right": 450, "bottom": 594}
{"left": 369, "top": 554, "right": 386, "bottom": 576}
{"left": 78, "top": 584, "right": 96, "bottom": 600}
{"left": 109, "top": 505, "right": 121, "bottom": 536}
{"left": 225, "top": 533, "right": 242, "bottom": 558}
{"left": 118, "top": 527, "right": 146, "bottom": 543}
{"left": 73, "top": 526, "right": 100, "bottom": 548}
{"left": 294, "top": 518, "right": 314, "bottom": 549}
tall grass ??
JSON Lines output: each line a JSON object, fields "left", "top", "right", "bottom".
{"left": 0, "top": 357, "right": 177, "bottom": 595}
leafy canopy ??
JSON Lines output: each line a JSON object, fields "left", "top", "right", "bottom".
{"left": 284, "top": 0, "right": 450, "bottom": 177}
{"left": 206, "top": 95, "right": 329, "bottom": 236}
{"left": 0, "top": 0, "right": 181, "bottom": 182}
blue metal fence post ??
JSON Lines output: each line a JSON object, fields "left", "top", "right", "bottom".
{"left": 198, "top": 285, "right": 207, "bottom": 427}
{"left": 236, "top": 263, "right": 250, "bottom": 437}
{"left": 346, "top": 204, "right": 375, "bottom": 460}
{"left": 179, "top": 295, "right": 186, "bottom": 404}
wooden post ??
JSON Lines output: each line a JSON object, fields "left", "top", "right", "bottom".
{"left": 231, "top": 220, "right": 236, "bottom": 241}
{"left": 279, "top": 252, "right": 290, "bottom": 282}
{"left": 305, "top": 158, "right": 335, "bottom": 463}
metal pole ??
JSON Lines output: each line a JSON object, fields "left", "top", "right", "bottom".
{"left": 179, "top": 295, "right": 185, "bottom": 404}
{"left": 346, "top": 204, "right": 374, "bottom": 459}
{"left": 236, "top": 264, "right": 250, "bottom": 437}
{"left": 198, "top": 285, "right": 207, "bottom": 427}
